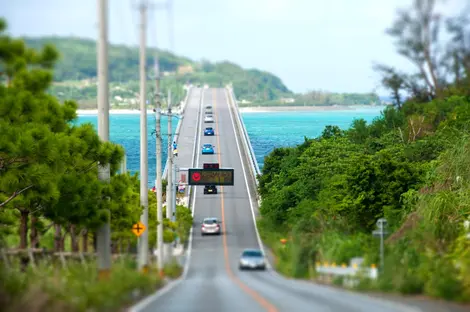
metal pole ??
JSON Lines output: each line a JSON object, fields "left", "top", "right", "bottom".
{"left": 137, "top": 0, "right": 149, "bottom": 272}
{"left": 380, "top": 222, "right": 384, "bottom": 270}
{"left": 96, "top": 0, "right": 111, "bottom": 280}
{"left": 154, "top": 60, "right": 164, "bottom": 271}
{"left": 168, "top": 0, "right": 174, "bottom": 52}
{"left": 166, "top": 89, "right": 173, "bottom": 222}
{"left": 172, "top": 162, "right": 176, "bottom": 222}
{"left": 164, "top": 90, "right": 173, "bottom": 262}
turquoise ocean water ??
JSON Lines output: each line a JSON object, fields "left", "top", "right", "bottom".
{"left": 76, "top": 107, "right": 384, "bottom": 187}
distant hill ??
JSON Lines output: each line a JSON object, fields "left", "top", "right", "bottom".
{"left": 23, "top": 36, "right": 292, "bottom": 103}
{"left": 22, "top": 36, "right": 381, "bottom": 108}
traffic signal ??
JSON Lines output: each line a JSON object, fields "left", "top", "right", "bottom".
{"left": 203, "top": 163, "right": 219, "bottom": 169}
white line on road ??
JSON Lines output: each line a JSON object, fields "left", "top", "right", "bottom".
{"left": 224, "top": 89, "right": 270, "bottom": 267}
{"left": 129, "top": 88, "right": 204, "bottom": 312}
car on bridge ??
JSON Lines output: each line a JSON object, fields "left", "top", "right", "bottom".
{"left": 204, "top": 115, "right": 214, "bottom": 123}
{"left": 203, "top": 185, "right": 217, "bottom": 194}
{"left": 239, "top": 249, "right": 267, "bottom": 270}
{"left": 201, "top": 217, "right": 221, "bottom": 235}
{"left": 204, "top": 127, "right": 215, "bottom": 136}
{"left": 201, "top": 143, "right": 215, "bottom": 154}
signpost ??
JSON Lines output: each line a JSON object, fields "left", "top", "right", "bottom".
{"left": 132, "top": 221, "right": 147, "bottom": 237}
{"left": 188, "top": 168, "right": 234, "bottom": 186}
{"left": 372, "top": 217, "right": 388, "bottom": 271}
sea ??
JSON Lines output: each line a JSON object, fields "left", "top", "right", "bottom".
{"left": 76, "top": 107, "right": 384, "bottom": 187}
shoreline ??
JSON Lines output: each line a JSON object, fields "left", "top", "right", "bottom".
{"left": 237, "top": 105, "right": 387, "bottom": 113}
{"left": 77, "top": 109, "right": 176, "bottom": 116}
{"left": 77, "top": 105, "right": 387, "bottom": 116}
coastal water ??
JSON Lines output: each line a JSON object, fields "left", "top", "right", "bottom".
{"left": 76, "top": 107, "right": 384, "bottom": 187}
{"left": 242, "top": 107, "right": 384, "bottom": 167}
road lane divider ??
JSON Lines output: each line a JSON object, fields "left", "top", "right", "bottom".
{"left": 128, "top": 88, "right": 204, "bottom": 312}
{"left": 213, "top": 89, "right": 278, "bottom": 312}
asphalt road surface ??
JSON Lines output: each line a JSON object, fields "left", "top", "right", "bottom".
{"left": 173, "top": 88, "right": 202, "bottom": 190}
{"left": 135, "top": 88, "right": 429, "bottom": 312}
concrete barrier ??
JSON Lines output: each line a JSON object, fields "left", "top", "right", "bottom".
{"left": 225, "top": 87, "right": 261, "bottom": 181}
{"left": 225, "top": 87, "right": 262, "bottom": 206}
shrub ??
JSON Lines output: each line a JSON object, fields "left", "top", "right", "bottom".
{"left": 0, "top": 261, "right": 163, "bottom": 312}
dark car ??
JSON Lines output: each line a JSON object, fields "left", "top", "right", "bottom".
{"left": 204, "top": 185, "right": 217, "bottom": 194}
{"left": 204, "top": 127, "right": 215, "bottom": 136}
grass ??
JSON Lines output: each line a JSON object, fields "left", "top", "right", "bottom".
{"left": 163, "top": 260, "right": 183, "bottom": 279}
{"left": 0, "top": 259, "right": 164, "bottom": 312}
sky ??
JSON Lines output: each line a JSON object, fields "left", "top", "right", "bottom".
{"left": 2, "top": 0, "right": 468, "bottom": 95}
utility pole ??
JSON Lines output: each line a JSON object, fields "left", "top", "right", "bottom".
{"left": 167, "top": 89, "right": 173, "bottom": 222}
{"left": 172, "top": 162, "right": 176, "bottom": 222}
{"left": 167, "top": 0, "right": 174, "bottom": 52}
{"left": 96, "top": 0, "right": 111, "bottom": 280}
{"left": 164, "top": 90, "right": 173, "bottom": 261}
{"left": 154, "top": 58, "right": 164, "bottom": 272}
{"left": 137, "top": 0, "right": 149, "bottom": 272}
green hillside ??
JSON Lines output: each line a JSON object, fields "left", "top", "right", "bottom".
{"left": 22, "top": 37, "right": 380, "bottom": 108}
{"left": 23, "top": 36, "right": 292, "bottom": 104}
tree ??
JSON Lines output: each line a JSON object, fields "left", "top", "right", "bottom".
{"left": 1, "top": 19, "right": 132, "bottom": 251}
{"left": 374, "top": 0, "right": 470, "bottom": 102}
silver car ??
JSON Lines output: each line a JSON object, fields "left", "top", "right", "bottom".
{"left": 201, "top": 217, "right": 221, "bottom": 236}
{"left": 204, "top": 115, "right": 214, "bottom": 123}
{"left": 239, "top": 249, "right": 266, "bottom": 270}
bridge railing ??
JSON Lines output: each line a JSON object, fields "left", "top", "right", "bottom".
{"left": 226, "top": 87, "right": 261, "bottom": 184}
{"left": 162, "top": 86, "right": 192, "bottom": 179}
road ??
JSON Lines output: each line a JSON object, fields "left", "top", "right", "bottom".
{"left": 173, "top": 87, "right": 202, "bottom": 191}
{"left": 134, "top": 88, "right": 426, "bottom": 312}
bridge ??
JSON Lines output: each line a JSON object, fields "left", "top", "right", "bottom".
{"left": 130, "top": 87, "right": 423, "bottom": 312}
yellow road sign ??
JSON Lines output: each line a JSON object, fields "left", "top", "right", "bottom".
{"left": 132, "top": 221, "right": 146, "bottom": 237}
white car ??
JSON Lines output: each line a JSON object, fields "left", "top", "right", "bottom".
{"left": 204, "top": 115, "right": 214, "bottom": 123}
{"left": 239, "top": 249, "right": 267, "bottom": 270}
{"left": 201, "top": 217, "right": 221, "bottom": 235}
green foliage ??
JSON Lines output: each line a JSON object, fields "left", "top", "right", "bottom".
{"left": 0, "top": 18, "right": 148, "bottom": 253}
{"left": 257, "top": 2, "right": 470, "bottom": 301}
{"left": 0, "top": 262, "right": 163, "bottom": 312}
{"left": 22, "top": 37, "right": 292, "bottom": 104}
{"left": 258, "top": 93, "right": 470, "bottom": 302}
{"left": 163, "top": 260, "right": 183, "bottom": 279}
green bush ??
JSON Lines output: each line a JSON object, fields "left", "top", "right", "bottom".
{"left": 163, "top": 230, "right": 176, "bottom": 243}
{"left": 0, "top": 262, "right": 163, "bottom": 312}
{"left": 163, "top": 260, "right": 183, "bottom": 279}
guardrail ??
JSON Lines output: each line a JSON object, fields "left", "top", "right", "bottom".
{"left": 162, "top": 87, "right": 192, "bottom": 179}
{"left": 315, "top": 262, "right": 378, "bottom": 280}
{"left": 226, "top": 87, "right": 261, "bottom": 184}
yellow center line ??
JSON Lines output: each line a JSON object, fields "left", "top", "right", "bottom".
{"left": 212, "top": 89, "right": 278, "bottom": 312}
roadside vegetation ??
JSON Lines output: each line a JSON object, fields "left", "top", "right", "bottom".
{"left": 257, "top": 0, "right": 470, "bottom": 303}
{"left": 0, "top": 18, "right": 192, "bottom": 310}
